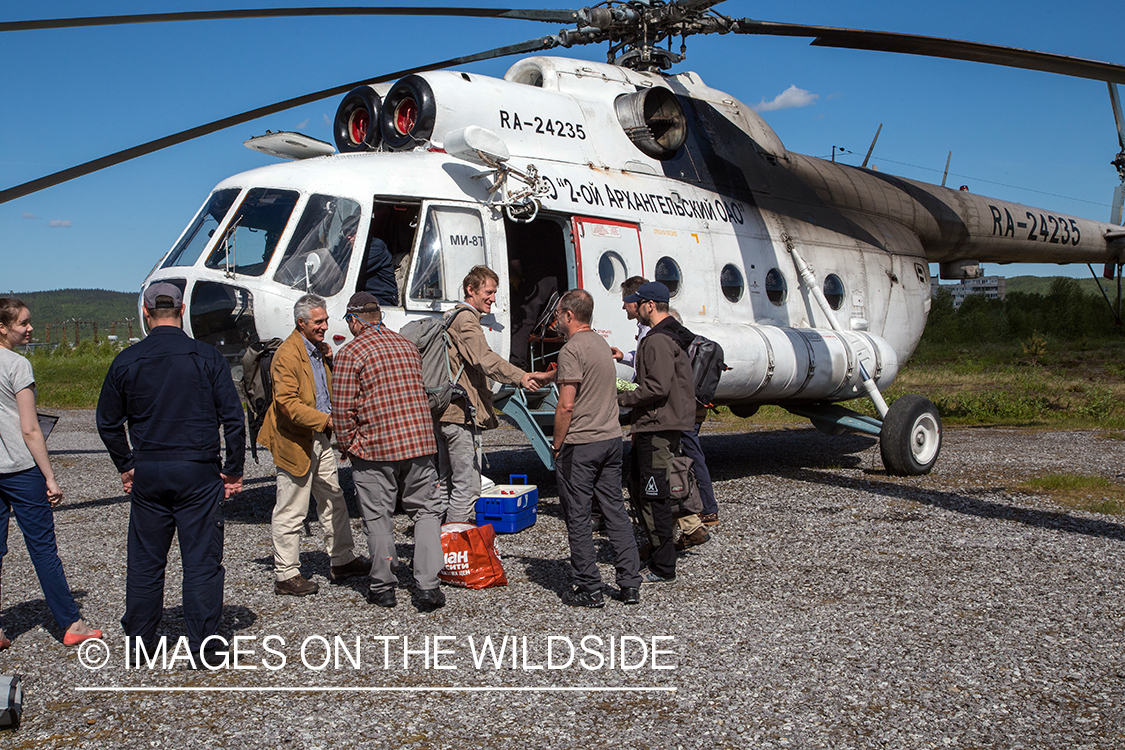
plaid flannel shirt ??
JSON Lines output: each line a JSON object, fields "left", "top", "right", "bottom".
{"left": 331, "top": 325, "right": 436, "bottom": 462}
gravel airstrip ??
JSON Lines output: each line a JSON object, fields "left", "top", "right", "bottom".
{"left": 1, "top": 411, "right": 1124, "bottom": 749}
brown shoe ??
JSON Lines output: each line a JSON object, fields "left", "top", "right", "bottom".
{"left": 274, "top": 574, "right": 319, "bottom": 596}
{"left": 675, "top": 527, "right": 711, "bottom": 552}
{"left": 329, "top": 557, "right": 371, "bottom": 582}
{"left": 699, "top": 512, "right": 719, "bottom": 527}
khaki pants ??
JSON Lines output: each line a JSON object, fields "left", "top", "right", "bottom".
{"left": 271, "top": 432, "right": 357, "bottom": 582}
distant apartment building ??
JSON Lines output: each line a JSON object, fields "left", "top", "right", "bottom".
{"left": 929, "top": 276, "right": 1006, "bottom": 310}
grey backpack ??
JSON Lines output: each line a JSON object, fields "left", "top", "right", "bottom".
{"left": 399, "top": 307, "right": 472, "bottom": 417}
{"left": 0, "top": 674, "right": 22, "bottom": 729}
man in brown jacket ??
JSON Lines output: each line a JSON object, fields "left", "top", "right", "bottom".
{"left": 257, "top": 294, "right": 368, "bottom": 596}
{"left": 437, "top": 266, "right": 538, "bottom": 523}
{"left": 617, "top": 281, "right": 695, "bottom": 585}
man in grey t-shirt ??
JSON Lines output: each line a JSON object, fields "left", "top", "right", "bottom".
{"left": 549, "top": 289, "right": 641, "bottom": 608}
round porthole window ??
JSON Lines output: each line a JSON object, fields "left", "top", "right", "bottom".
{"left": 721, "top": 263, "right": 744, "bottom": 302}
{"left": 765, "top": 268, "right": 787, "bottom": 305}
{"left": 599, "top": 251, "right": 626, "bottom": 292}
{"left": 654, "top": 256, "right": 681, "bottom": 297}
{"left": 823, "top": 273, "right": 845, "bottom": 310}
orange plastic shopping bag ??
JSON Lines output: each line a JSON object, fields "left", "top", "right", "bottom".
{"left": 438, "top": 523, "right": 508, "bottom": 589}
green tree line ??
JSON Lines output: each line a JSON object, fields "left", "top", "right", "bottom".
{"left": 923, "top": 278, "right": 1124, "bottom": 345}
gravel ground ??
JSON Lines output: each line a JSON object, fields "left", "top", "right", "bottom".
{"left": 2, "top": 411, "right": 1125, "bottom": 749}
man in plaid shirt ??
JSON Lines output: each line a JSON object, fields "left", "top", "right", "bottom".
{"left": 331, "top": 292, "right": 445, "bottom": 611}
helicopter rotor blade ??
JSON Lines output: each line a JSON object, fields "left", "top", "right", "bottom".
{"left": 0, "top": 6, "right": 579, "bottom": 32}
{"left": 731, "top": 20, "right": 1125, "bottom": 85}
{"left": 0, "top": 35, "right": 560, "bottom": 205}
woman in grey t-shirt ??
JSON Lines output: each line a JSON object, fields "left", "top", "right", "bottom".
{"left": 0, "top": 299, "right": 100, "bottom": 649}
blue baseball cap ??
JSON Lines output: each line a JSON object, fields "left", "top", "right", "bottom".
{"left": 623, "top": 281, "right": 670, "bottom": 304}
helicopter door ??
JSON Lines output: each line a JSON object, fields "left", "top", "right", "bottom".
{"left": 572, "top": 216, "right": 643, "bottom": 356}
{"left": 403, "top": 201, "right": 491, "bottom": 313}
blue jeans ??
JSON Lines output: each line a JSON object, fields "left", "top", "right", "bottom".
{"left": 0, "top": 466, "right": 81, "bottom": 630}
{"left": 680, "top": 423, "right": 717, "bottom": 516}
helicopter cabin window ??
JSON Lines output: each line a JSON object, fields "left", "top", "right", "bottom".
{"left": 203, "top": 188, "right": 299, "bottom": 277}
{"left": 823, "top": 274, "right": 845, "bottom": 310}
{"left": 721, "top": 263, "right": 744, "bottom": 302}
{"left": 162, "top": 188, "right": 240, "bottom": 269}
{"left": 654, "top": 256, "right": 682, "bottom": 297}
{"left": 765, "top": 268, "right": 787, "bottom": 305}
{"left": 356, "top": 201, "right": 420, "bottom": 307}
{"left": 598, "top": 252, "right": 627, "bottom": 292}
{"left": 273, "top": 194, "right": 362, "bottom": 297}
{"left": 408, "top": 206, "right": 486, "bottom": 302}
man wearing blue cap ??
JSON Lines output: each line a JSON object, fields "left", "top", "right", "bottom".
{"left": 617, "top": 281, "right": 695, "bottom": 584}
{"left": 97, "top": 282, "right": 245, "bottom": 664}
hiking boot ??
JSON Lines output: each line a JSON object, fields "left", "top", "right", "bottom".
{"left": 274, "top": 574, "right": 319, "bottom": 596}
{"left": 367, "top": 588, "right": 397, "bottom": 608}
{"left": 675, "top": 527, "right": 711, "bottom": 551}
{"left": 699, "top": 512, "right": 719, "bottom": 527}
{"left": 639, "top": 567, "right": 676, "bottom": 585}
{"left": 413, "top": 587, "right": 446, "bottom": 611}
{"left": 620, "top": 587, "right": 641, "bottom": 605}
{"left": 329, "top": 557, "right": 371, "bottom": 582}
{"left": 562, "top": 587, "right": 605, "bottom": 609}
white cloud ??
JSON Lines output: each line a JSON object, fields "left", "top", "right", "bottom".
{"left": 296, "top": 119, "right": 310, "bottom": 129}
{"left": 322, "top": 113, "right": 332, "bottom": 128}
{"left": 21, "top": 212, "right": 36, "bottom": 219}
{"left": 48, "top": 219, "right": 72, "bottom": 228}
{"left": 753, "top": 85, "right": 819, "bottom": 112}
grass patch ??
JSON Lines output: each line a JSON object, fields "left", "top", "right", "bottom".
{"left": 1018, "top": 473, "right": 1125, "bottom": 514}
{"left": 24, "top": 342, "right": 119, "bottom": 409}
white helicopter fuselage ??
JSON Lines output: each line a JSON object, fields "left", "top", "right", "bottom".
{"left": 141, "top": 55, "right": 1120, "bottom": 412}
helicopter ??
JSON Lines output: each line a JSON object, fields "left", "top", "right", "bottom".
{"left": 5, "top": 1, "right": 1125, "bottom": 477}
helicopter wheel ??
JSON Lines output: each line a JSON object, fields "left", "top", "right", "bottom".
{"left": 879, "top": 394, "right": 942, "bottom": 476}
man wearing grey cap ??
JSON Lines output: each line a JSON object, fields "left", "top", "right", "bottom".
{"left": 96, "top": 282, "right": 245, "bottom": 663}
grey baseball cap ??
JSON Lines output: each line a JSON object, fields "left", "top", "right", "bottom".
{"left": 143, "top": 282, "right": 183, "bottom": 309}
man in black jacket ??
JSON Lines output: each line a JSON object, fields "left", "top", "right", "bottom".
{"left": 96, "top": 282, "right": 245, "bottom": 663}
{"left": 617, "top": 281, "right": 695, "bottom": 584}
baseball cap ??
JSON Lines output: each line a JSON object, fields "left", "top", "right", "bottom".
{"left": 623, "top": 281, "right": 670, "bottom": 304}
{"left": 143, "top": 282, "right": 183, "bottom": 309}
{"left": 346, "top": 291, "right": 381, "bottom": 314}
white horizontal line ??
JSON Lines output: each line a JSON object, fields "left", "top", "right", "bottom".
{"left": 76, "top": 686, "right": 676, "bottom": 693}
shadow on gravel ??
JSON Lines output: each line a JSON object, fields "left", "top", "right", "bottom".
{"left": 788, "top": 468, "right": 1125, "bottom": 541}
{"left": 0, "top": 588, "right": 93, "bottom": 641}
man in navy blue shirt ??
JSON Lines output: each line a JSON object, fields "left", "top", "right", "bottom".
{"left": 96, "top": 282, "right": 245, "bottom": 664}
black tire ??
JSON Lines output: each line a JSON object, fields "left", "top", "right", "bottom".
{"left": 880, "top": 394, "right": 942, "bottom": 476}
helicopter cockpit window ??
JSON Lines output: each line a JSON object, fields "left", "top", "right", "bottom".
{"left": 203, "top": 188, "right": 299, "bottom": 277}
{"left": 654, "top": 256, "right": 681, "bottom": 297}
{"left": 273, "top": 194, "right": 362, "bottom": 297}
{"left": 408, "top": 206, "right": 486, "bottom": 302}
{"left": 721, "top": 263, "right": 744, "bottom": 302}
{"left": 765, "top": 268, "right": 787, "bottom": 305}
{"left": 823, "top": 273, "right": 845, "bottom": 310}
{"left": 162, "top": 188, "right": 240, "bottom": 268}
{"left": 598, "top": 252, "right": 626, "bottom": 292}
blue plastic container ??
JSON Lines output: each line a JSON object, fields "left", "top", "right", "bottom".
{"left": 476, "top": 475, "right": 538, "bottom": 533}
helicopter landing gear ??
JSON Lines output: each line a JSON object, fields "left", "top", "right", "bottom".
{"left": 879, "top": 394, "right": 942, "bottom": 476}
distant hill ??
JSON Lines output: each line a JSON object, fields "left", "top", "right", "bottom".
{"left": 1003, "top": 275, "right": 1111, "bottom": 297}
{"left": 8, "top": 289, "right": 141, "bottom": 344}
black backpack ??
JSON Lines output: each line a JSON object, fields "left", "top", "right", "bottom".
{"left": 240, "top": 337, "right": 283, "bottom": 462}
{"left": 686, "top": 334, "right": 727, "bottom": 408}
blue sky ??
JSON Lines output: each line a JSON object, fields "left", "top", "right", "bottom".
{"left": 2, "top": 0, "right": 1123, "bottom": 293}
